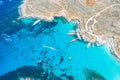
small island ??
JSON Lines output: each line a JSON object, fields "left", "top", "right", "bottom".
{"left": 19, "top": 0, "right": 120, "bottom": 59}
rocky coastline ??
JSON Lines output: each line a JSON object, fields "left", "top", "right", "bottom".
{"left": 18, "top": 0, "right": 120, "bottom": 59}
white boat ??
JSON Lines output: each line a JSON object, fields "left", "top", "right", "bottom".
{"left": 76, "top": 32, "right": 81, "bottom": 39}
{"left": 33, "top": 19, "right": 40, "bottom": 26}
{"left": 70, "top": 38, "right": 78, "bottom": 42}
{"left": 67, "top": 32, "right": 76, "bottom": 35}
{"left": 42, "top": 45, "right": 58, "bottom": 51}
{"left": 87, "top": 43, "right": 91, "bottom": 48}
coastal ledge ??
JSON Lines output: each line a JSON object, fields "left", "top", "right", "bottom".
{"left": 19, "top": 0, "right": 120, "bottom": 59}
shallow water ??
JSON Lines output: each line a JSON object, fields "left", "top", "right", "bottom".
{"left": 0, "top": 0, "right": 120, "bottom": 80}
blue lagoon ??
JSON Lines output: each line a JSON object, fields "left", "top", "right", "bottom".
{"left": 0, "top": 0, "right": 120, "bottom": 80}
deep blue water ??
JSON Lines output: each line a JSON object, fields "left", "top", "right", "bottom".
{"left": 0, "top": 0, "right": 120, "bottom": 80}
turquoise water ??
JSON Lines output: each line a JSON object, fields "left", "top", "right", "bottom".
{"left": 1, "top": 17, "right": 120, "bottom": 80}
{"left": 1, "top": 0, "right": 120, "bottom": 80}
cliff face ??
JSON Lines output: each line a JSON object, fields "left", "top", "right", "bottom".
{"left": 19, "top": 0, "right": 120, "bottom": 58}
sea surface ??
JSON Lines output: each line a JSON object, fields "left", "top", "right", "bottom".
{"left": 0, "top": 0, "right": 120, "bottom": 80}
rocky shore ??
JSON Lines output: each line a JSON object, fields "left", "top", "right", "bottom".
{"left": 18, "top": 0, "right": 120, "bottom": 59}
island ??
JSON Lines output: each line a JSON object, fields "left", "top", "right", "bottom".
{"left": 19, "top": 0, "right": 120, "bottom": 59}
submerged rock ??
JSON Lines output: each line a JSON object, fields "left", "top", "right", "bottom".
{"left": 83, "top": 68, "right": 106, "bottom": 80}
{"left": 0, "top": 65, "right": 62, "bottom": 80}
